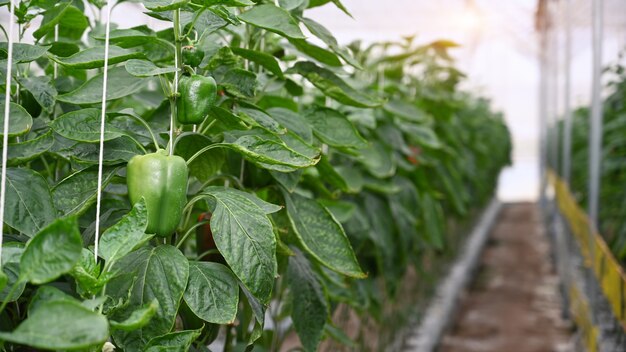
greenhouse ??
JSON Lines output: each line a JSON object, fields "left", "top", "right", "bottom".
{"left": 0, "top": 0, "right": 624, "bottom": 351}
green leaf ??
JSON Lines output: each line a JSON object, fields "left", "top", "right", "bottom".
{"left": 0, "top": 243, "right": 25, "bottom": 302}
{"left": 183, "top": 262, "right": 239, "bottom": 324}
{"left": 301, "top": 18, "right": 361, "bottom": 69}
{"left": 421, "top": 193, "right": 444, "bottom": 249}
{"left": 48, "top": 41, "right": 80, "bottom": 57}
{"left": 143, "top": 0, "right": 189, "bottom": 11}
{"left": 99, "top": 199, "right": 153, "bottom": 264}
{"left": 188, "top": 10, "right": 228, "bottom": 37}
{"left": 125, "top": 59, "right": 177, "bottom": 77}
{"left": 57, "top": 66, "right": 146, "bottom": 105}
{"left": 221, "top": 68, "right": 257, "bottom": 98}
{"left": 51, "top": 135, "right": 143, "bottom": 165}
{"left": 110, "top": 300, "right": 159, "bottom": 331}
{"left": 51, "top": 46, "right": 144, "bottom": 69}
{"left": 224, "top": 129, "right": 319, "bottom": 172}
{"left": 52, "top": 167, "right": 118, "bottom": 216}
{"left": 288, "top": 249, "right": 328, "bottom": 352}
{"left": 51, "top": 108, "right": 125, "bottom": 142}
{"left": 239, "top": 4, "right": 306, "bottom": 39}
{"left": 20, "top": 217, "right": 83, "bottom": 284}
{"left": 28, "top": 286, "right": 73, "bottom": 315}
{"left": 289, "top": 39, "right": 342, "bottom": 67}
{"left": 283, "top": 192, "right": 364, "bottom": 278}
{"left": 0, "top": 102, "right": 32, "bottom": 137}
{"left": 108, "top": 245, "right": 189, "bottom": 350}
{"left": 4, "top": 168, "right": 56, "bottom": 237}
{"left": 307, "top": 0, "right": 352, "bottom": 17}
{"left": 305, "top": 107, "right": 367, "bottom": 148}
{"left": 92, "top": 29, "right": 164, "bottom": 48}
{"left": 32, "top": 1, "right": 72, "bottom": 39}
{"left": 1, "top": 131, "right": 54, "bottom": 166}
{"left": 384, "top": 100, "right": 429, "bottom": 123}
{"left": 0, "top": 43, "right": 49, "bottom": 63}
{"left": 69, "top": 248, "right": 105, "bottom": 297}
{"left": 175, "top": 133, "right": 225, "bottom": 182}
{"left": 231, "top": 47, "right": 284, "bottom": 78}
{"left": 203, "top": 187, "right": 277, "bottom": 304}
{"left": 55, "top": 5, "right": 89, "bottom": 40}
{"left": 359, "top": 141, "right": 396, "bottom": 178}
{"left": 400, "top": 122, "right": 441, "bottom": 149}
{"left": 0, "top": 299, "right": 109, "bottom": 350}
{"left": 144, "top": 329, "right": 202, "bottom": 352}
{"left": 193, "top": 0, "right": 253, "bottom": 5}
{"left": 17, "top": 76, "right": 58, "bottom": 112}
{"left": 267, "top": 107, "right": 312, "bottom": 142}
{"left": 292, "top": 61, "right": 382, "bottom": 108}
{"left": 236, "top": 105, "right": 285, "bottom": 134}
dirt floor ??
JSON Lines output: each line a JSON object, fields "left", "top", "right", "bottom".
{"left": 439, "top": 203, "right": 573, "bottom": 352}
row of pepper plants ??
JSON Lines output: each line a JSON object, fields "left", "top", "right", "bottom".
{"left": 0, "top": 0, "right": 511, "bottom": 350}
{"left": 561, "top": 58, "right": 626, "bottom": 262}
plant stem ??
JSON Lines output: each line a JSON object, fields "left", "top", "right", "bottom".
{"left": 0, "top": 280, "right": 21, "bottom": 315}
{"left": 176, "top": 221, "right": 208, "bottom": 249}
{"left": 168, "top": 9, "right": 183, "bottom": 156}
{"left": 185, "top": 143, "right": 225, "bottom": 166}
{"left": 122, "top": 110, "right": 161, "bottom": 151}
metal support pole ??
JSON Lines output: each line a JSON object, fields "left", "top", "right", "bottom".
{"left": 561, "top": 0, "right": 573, "bottom": 183}
{"left": 589, "top": 0, "right": 604, "bottom": 232}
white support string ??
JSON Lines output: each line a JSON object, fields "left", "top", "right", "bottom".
{"left": 0, "top": 0, "right": 17, "bottom": 266}
{"left": 93, "top": 0, "right": 114, "bottom": 263}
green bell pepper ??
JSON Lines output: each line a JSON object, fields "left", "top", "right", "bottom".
{"left": 182, "top": 45, "right": 204, "bottom": 68}
{"left": 126, "top": 150, "right": 189, "bottom": 237}
{"left": 177, "top": 74, "right": 217, "bottom": 125}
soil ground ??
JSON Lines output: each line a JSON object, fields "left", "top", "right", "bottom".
{"left": 439, "top": 203, "right": 574, "bottom": 352}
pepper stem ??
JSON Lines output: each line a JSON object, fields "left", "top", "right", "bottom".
{"left": 168, "top": 8, "right": 183, "bottom": 156}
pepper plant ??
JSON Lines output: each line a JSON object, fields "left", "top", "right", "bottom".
{"left": 562, "top": 57, "right": 626, "bottom": 262}
{"left": 0, "top": 0, "right": 511, "bottom": 351}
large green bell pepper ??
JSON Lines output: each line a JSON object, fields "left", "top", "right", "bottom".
{"left": 177, "top": 74, "right": 217, "bottom": 125}
{"left": 126, "top": 150, "right": 189, "bottom": 237}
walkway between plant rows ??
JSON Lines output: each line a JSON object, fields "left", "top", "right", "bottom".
{"left": 439, "top": 203, "right": 573, "bottom": 352}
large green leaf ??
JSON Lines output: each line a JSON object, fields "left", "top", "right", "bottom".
{"left": 0, "top": 43, "right": 49, "bottom": 63}
{"left": 283, "top": 192, "right": 364, "bottom": 278}
{"left": 0, "top": 299, "right": 109, "bottom": 350}
{"left": 288, "top": 249, "right": 328, "bottom": 352}
{"left": 51, "top": 135, "right": 143, "bottom": 165}
{"left": 110, "top": 300, "right": 159, "bottom": 331}
{"left": 51, "top": 46, "right": 144, "bottom": 69}
{"left": 292, "top": 61, "right": 383, "bottom": 108}
{"left": 4, "top": 168, "right": 56, "bottom": 237}
{"left": 301, "top": 17, "right": 361, "bottom": 68}
{"left": 98, "top": 199, "right": 153, "bottom": 265}
{"left": 231, "top": 47, "right": 284, "bottom": 78}
{"left": 52, "top": 167, "right": 118, "bottom": 216}
{"left": 17, "top": 76, "right": 58, "bottom": 112}
{"left": 183, "top": 262, "right": 239, "bottom": 324}
{"left": 143, "top": 0, "right": 189, "bottom": 11}
{"left": 51, "top": 108, "right": 126, "bottom": 142}
{"left": 305, "top": 107, "right": 367, "bottom": 148}
{"left": 267, "top": 107, "right": 312, "bottom": 142}
{"left": 144, "top": 329, "right": 202, "bottom": 351}
{"left": 359, "top": 141, "right": 396, "bottom": 178}
{"left": 19, "top": 217, "right": 83, "bottom": 284}
{"left": 384, "top": 100, "right": 430, "bottom": 123}
{"left": 125, "top": 59, "right": 177, "bottom": 77}
{"left": 239, "top": 4, "right": 305, "bottom": 39}
{"left": 202, "top": 187, "right": 277, "bottom": 304}
{"left": 57, "top": 66, "right": 146, "bottom": 105}
{"left": 32, "top": 1, "right": 72, "bottom": 39}
{"left": 289, "top": 39, "right": 342, "bottom": 67}
{"left": 224, "top": 128, "right": 319, "bottom": 172}
{"left": 0, "top": 103, "right": 32, "bottom": 137}
{"left": 1, "top": 131, "right": 54, "bottom": 166}
{"left": 108, "top": 245, "right": 189, "bottom": 350}
{"left": 0, "top": 243, "right": 25, "bottom": 302}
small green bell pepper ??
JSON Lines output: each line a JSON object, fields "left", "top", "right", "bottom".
{"left": 182, "top": 45, "right": 204, "bottom": 68}
{"left": 126, "top": 150, "right": 189, "bottom": 237}
{"left": 177, "top": 74, "right": 217, "bottom": 125}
